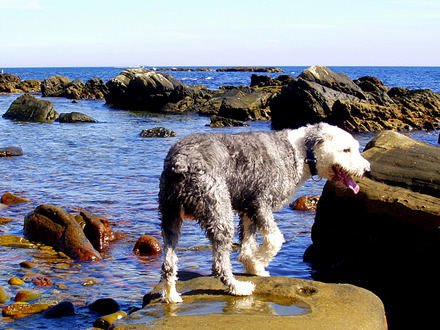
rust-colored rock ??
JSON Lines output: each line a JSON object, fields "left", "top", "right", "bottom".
{"left": 1, "top": 192, "right": 31, "bottom": 204}
{"left": 32, "top": 276, "right": 53, "bottom": 287}
{"left": 133, "top": 235, "right": 162, "bottom": 256}
{"left": 290, "top": 195, "right": 320, "bottom": 211}
{"left": 80, "top": 210, "right": 116, "bottom": 252}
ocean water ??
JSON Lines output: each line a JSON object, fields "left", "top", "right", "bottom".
{"left": 0, "top": 66, "right": 439, "bottom": 329}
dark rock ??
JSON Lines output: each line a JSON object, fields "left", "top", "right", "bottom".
{"left": 41, "top": 75, "right": 71, "bottom": 97}
{"left": 42, "top": 301, "right": 76, "bottom": 318}
{"left": 133, "top": 234, "right": 162, "bottom": 256}
{"left": 0, "top": 147, "right": 23, "bottom": 157}
{"left": 23, "top": 204, "right": 101, "bottom": 261}
{"left": 64, "top": 79, "right": 85, "bottom": 99}
{"left": 206, "top": 115, "right": 250, "bottom": 128}
{"left": 81, "top": 78, "right": 109, "bottom": 100}
{"left": 105, "top": 69, "right": 196, "bottom": 111}
{"left": 0, "top": 73, "right": 41, "bottom": 93}
{"left": 216, "top": 67, "right": 284, "bottom": 73}
{"left": 140, "top": 127, "right": 176, "bottom": 138}
{"left": 88, "top": 298, "right": 120, "bottom": 315}
{"left": 80, "top": 210, "right": 116, "bottom": 252}
{"left": 58, "top": 112, "right": 98, "bottom": 123}
{"left": 250, "top": 74, "right": 294, "bottom": 89}
{"left": 3, "top": 94, "right": 59, "bottom": 122}
{"left": 305, "top": 131, "right": 440, "bottom": 328}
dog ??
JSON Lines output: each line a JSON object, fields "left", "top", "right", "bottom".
{"left": 159, "top": 123, "right": 371, "bottom": 303}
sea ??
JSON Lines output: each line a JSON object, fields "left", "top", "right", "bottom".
{"left": 0, "top": 66, "right": 439, "bottom": 329}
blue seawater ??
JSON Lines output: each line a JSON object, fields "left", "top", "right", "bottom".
{"left": 0, "top": 66, "right": 439, "bottom": 329}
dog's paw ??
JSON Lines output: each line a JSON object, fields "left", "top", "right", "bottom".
{"left": 228, "top": 280, "right": 256, "bottom": 296}
{"left": 162, "top": 291, "right": 183, "bottom": 304}
{"left": 256, "top": 270, "right": 270, "bottom": 277}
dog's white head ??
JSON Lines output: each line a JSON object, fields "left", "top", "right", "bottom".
{"left": 306, "top": 123, "right": 371, "bottom": 194}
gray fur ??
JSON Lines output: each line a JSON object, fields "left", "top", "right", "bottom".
{"left": 159, "top": 123, "right": 370, "bottom": 303}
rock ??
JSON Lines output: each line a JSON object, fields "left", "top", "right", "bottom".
{"left": 58, "top": 112, "right": 98, "bottom": 123}
{"left": 23, "top": 204, "right": 101, "bottom": 261}
{"left": 250, "top": 74, "right": 294, "bottom": 89}
{"left": 290, "top": 195, "right": 320, "bottom": 211}
{"left": 3, "top": 94, "right": 59, "bottom": 122}
{"left": 0, "top": 285, "right": 10, "bottom": 303}
{"left": 0, "top": 73, "right": 41, "bottom": 93}
{"left": 0, "top": 147, "right": 23, "bottom": 157}
{"left": 42, "top": 301, "right": 76, "bottom": 318}
{"left": 105, "top": 68, "right": 197, "bottom": 111}
{"left": 2, "top": 302, "right": 54, "bottom": 316}
{"left": 216, "top": 67, "right": 284, "bottom": 73}
{"left": 304, "top": 131, "right": 440, "bottom": 328}
{"left": 32, "top": 276, "right": 53, "bottom": 287}
{"left": 64, "top": 79, "right": 85, "bottom": 99}
{"left": 140, "top": 127, "right": 176, "bottom": 138}
{"left": 93, "top": 311, "right": 127, "bottom": 328}
{"left": 133, "top": 234, "right": 162, "bottom": 256}
{"left": 270, "top": 65, "right": 440, "bottom": 132}
{"left": 8, "top": 277, "right": 25, "bottom": 286}
{"left": 206, "top": 115, "right": 250, "bottom": 128}
{"left": 81, "top": 78, "right": 109, "bottom": 100}
{"left": 155, "top": 67, "right": 215, "bottom": 72}
{"left": 1, "top": 192, "right": 31, "bottom": 204}
{"left": 80, "top": 209, "right": 116, "bottom": 252}
{"left": 41, "top": 75, "right": 71, "bottom": 97}
{"left": 88, "top": 298, "right": 120, "bottom": 315}
{"left": 19, "top": 261, "right": 35, "bottom": 268}
{"left": 112, "top": 272, "right": 386, "bottom": 329}
{"left": 14, "top": 290, "right": 43, "bottom": 302}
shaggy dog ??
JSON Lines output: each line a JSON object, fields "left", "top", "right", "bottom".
{"left": 159, "top": 123, "right": 371, "bottom": 303}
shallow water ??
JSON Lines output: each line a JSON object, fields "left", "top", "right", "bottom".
{"left": 1, "top": 66, "right": 440, "bottom": 329}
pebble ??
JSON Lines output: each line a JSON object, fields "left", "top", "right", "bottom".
{"left": 93, "top": 310, "right": 127, "bottom": 329}
{"left": 32, "top": 276, "right": 53, "bottom": 287}
{"left": 0, "top": 285, "right": 10, "bottom": 303}
{"left": 2, "top": 302, "right": 54, "bottom": 316}
{"left": 8, "top": 277, "right": 24, "bottom": 286}
{"left": 42, "top": 301, "right": 76, "bottom": 318}
{"left": 88, "top": 298, "right": 120, "bottom": 315}
{"left": 19, "top": 261, "right": 35, "bottom": 268}
{"left": 133, "top": 234, "right": 162, "bottom": 256}
{"left": 0, "top": 192, "right": 31, "bottom": 204}
{"left": 13, "top": 290, "right": 43, "bottom": 302}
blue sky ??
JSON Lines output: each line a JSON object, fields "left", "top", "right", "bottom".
{"left": 1, "top": 0, "right": 439, "bottom": 67}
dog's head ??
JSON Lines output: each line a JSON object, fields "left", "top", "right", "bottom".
{"left": 305, "top": 123, "right": 371, "bottom": 194}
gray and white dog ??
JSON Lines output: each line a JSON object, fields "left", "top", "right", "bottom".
{"left": 159, "top": 123, "right": 370, "bottom": 303}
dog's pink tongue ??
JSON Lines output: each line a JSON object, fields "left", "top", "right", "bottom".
{"left": 338, "top": 171, "right": 360, "bottom": 194}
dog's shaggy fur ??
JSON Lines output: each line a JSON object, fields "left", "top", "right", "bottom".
{"left": 159, "top": 123, "right": 371, "bottom": 303}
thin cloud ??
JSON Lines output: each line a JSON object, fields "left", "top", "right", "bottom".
{"left": 0, "top": 0, "right": 43, "bottom": 9}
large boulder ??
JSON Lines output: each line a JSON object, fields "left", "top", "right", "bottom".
{"left": 304, "top": 131, "right": 440, "bottom": 328}
{"left": 112, "top": 272, "right": 386, "bottom": 329}
{"left": 2, "top": 94, "right": 59, "bottom": 122}
{"left": 23, "top": 205, "right": 102, "bottom": 261}
{"left": 0, "top": 73, "right": 41, "bottom": 93}
{"left": 41, "top": 75, "right": 72, "bottom": 97}
{"left": 271, "top": 65, "right": 440, "bottom": 132}
{"left": 58, "top": 112, "right": 98, "bottom": 123}
{"left": 105, "top": 68, "right": 196, "bottom": 111}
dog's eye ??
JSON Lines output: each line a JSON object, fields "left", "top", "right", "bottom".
{"left": 343, "top": 148, "right": 351, "bottom": 153}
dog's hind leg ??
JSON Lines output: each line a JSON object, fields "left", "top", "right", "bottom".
{"left": 160, "top": 206, "right": 184, "bottom": 303}
{"left": 202, "top": 202, "right": 255, "bottom": 297}
{"left": 238, "top": 214, "right": 269, "bottom": 276}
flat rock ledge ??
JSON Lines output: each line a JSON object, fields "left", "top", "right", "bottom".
{"left": 112, "top": 273, "right": 386, "bottom": 329}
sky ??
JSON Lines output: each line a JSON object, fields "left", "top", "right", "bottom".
{"left": 1, "top": 0, "right": 439, "bottom": 67}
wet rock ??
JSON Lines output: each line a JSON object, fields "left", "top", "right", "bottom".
{"left": 0, "top": 147, "right": 23, "bottom": 157}
{"left": 2, "top": 302, "right": 54, "bottom": 316}
{"left": 0, "top": 217, "right": 14, "bottom": 225}
{"left": 58, "top": 111, "right": 98, "bottom": 123}
{"left": 64, "top": 79, "right": 85, "bottom": 99}
{"left": 80, "top": 210, "right": 116, "bottom": 251}
{"left": 88, "top": 298, "right": 120, "bottom": 315}
{"left": 2, "top": 94, "right": 59, "bottom": 122}
{"left": 14, "top": 290, "right": 43, "bottom": 302}
{"left": 290, "top": 195, "right": 320, "bottom": 211}
{"left": 133, "top": 234, "right": 162, "bottom": 256}
{"left": 305, "top": 131, "right": 440, "bottom": 328}
{"left": 140, "top": 127, "right": 176, "bottom": 138}
{"left": 93, "top": 311, "right": 127, "bottom": 329}
{"left": 81, "top": 78, "right": 109, "bottom": 100}
{"left": 41, "top": 75, "right": 72, "bottom": 97}
{"left": 112, "top": 273, "right": 386, "bottom": 329}
{"left": 1, "top": 192, "right": 31, "bottom": 204}
{"left": 19, "top": 261, "right": 35, "bottom": 268}
{"left": 8, "top": 277, "right": 25, "bottom": 286}
{"left": 0, "top": 73, "right": 41, "bottom": 93}
{"left": 23, "top": 204, "right": 101, "bottom": 261}
{"left": 32, "top": 276, "right": 53, "bottom": 287}
{"left": 0, "top": 285, "right": 10, "bottom": 303}
{"left": 206, "top": 115, "right": 250, "bottom": 128}
{"left": 42, "top": 301, "right": 76, "bottom": 318}
{"left": 0, "top": 234, "right": 29, "bottom": 246}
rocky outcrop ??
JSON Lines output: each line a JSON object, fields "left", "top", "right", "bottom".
{"left": 112, "top": 272, "right": 386, "bottom": 329}
{"left": 41, "top": 75, "right": 72, "bottom": 97}
{"left": 304, "top": 131, "right": 440, "bottom": 328}
{"left": 216, "top": 67, "right": 284, "bottom": 73}
{"left": 105, "top": 68, "right": 197, "bottom": 111}
{"left": 271, "top": 65, "right": 440, "bottom": 132}
{"left": 0, "top": 73, "right": 41, "bottom": 94}
{"left": 41, "top": 76, "right": 108, "bottom": 100}
{"left": 3, "top": 94, "right": 59, "bottom": 122}
{"left": 140, "top": 127, "right": 176, "bottom": 138}
{"left": 206, "top": 115, "right": 250, "bottom": 127}
{"left": 23, "top": 205, "right": 103, "bottom": 261}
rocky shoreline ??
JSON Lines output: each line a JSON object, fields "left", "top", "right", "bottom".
{"left": 2, "top": 65, "right": 440, "bottom": 133}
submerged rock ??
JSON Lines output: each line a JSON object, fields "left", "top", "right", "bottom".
{"left": 1, "top": 192, "right": 31, "bottom": 204}
{"left": 133, "top": 234, "right": 162, "bottom": 256}
{"left": 140, "top": 127, "right": 176, "bottom": 138}
{"left": 42, "top": 301, "right": 76, "bottom": 318}
{"left": 58, "top": 112, "right": 98, "bottom": 123}
{"left": 112, "top": 272, "right": 386, "bottom": 329}
{"left": 0, "top": 147, "right": 23, "bottom": 157}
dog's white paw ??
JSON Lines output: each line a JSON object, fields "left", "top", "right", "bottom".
{"left": 162, "top": 291, "right": 183, "bottom": 304}
{"left": 255, "top": 270, "right": 270, "bottom": 277}
{"left": 228, "top": 280, "right": 256, "bottom": 296}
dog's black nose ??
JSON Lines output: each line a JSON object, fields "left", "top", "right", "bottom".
{"left": 364, "top": 167, "right": 372, "bottom": 178}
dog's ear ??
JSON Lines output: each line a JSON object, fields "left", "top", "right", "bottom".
{"left": 305, "top": 124, "right": 326, "bottom": 150}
